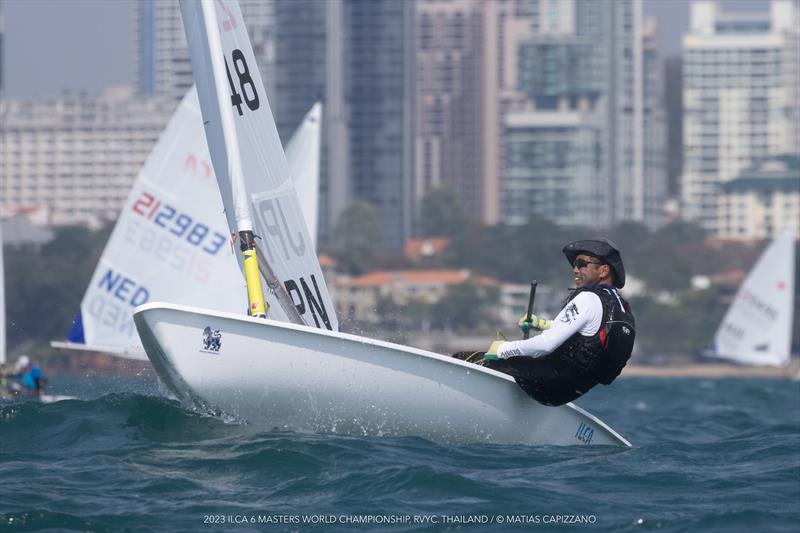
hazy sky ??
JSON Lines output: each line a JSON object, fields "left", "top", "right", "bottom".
{"left": 2, "top": 0, "right": 771, "bottom": 100}
{"left": 4, "top": 0, "right": 134, "bottom": 98}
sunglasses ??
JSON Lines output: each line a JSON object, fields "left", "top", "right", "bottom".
{"left": 573, "top": 258, "right": 604, "bottom": 269}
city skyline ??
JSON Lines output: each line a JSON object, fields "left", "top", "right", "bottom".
{"left": 2, "top": 0, "right": 795, "bottom": 244}
{"left": 2, "top": 0, "right": 770, "bottom": 99}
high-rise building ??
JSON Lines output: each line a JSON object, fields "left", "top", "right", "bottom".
{"left": 642, "top": 16, "right": 668, "bottom": 228}
{"left": 325, "top": 0, "right": 416, "bottom": 250}
{"left": 134, "top": 0, "right": 274, "bottom": 101}
{"left": 414, "top": 0, "right": 487, "bottom": 225}
{"left": 681, "top": 0, "right": 800, "bottom": 234}
{"left": 0, "top": 87, "right": 174, "bottom": 226}
{"left": 501, "top": 105, "right": 606, "bottom": 227}
{"left": 272, "top": 0, "right": 329, "bottom": 242}
{"left": 272, "top": 0, "right": 327, "bottom": 143}
{"left": 664, "top": 56, "right": 683, "bottom": 198}
{"left": 0, "top": 0, "right": 5, "bottom": 100}
{"left": 498, "top": 0, "right": 665, "bottom": 229}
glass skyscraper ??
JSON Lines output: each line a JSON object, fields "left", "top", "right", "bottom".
{"left": 500, "top": 0, "right": 665, "bottom": 229}
{"left": 325, "top": 0, "right": 416, "bottom": 250}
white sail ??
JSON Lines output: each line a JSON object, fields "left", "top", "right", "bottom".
{"left": 55, "top": 89, "right": 323, "bottom": 359}
{"left": 59, "top": 88, "right": 246, "bottom": 358}
{"left": 181, "top": 0, "right": 337, "bottom": 331}
{"left": 286, "top": 102, "right": 321, "bottom": 247}
{"left": 710, "top": 229, "right": 796, "bottom": 367}
{"left": 0, "top": 221, "right": 6, "bottom": 365}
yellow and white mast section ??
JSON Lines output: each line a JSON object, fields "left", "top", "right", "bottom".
{"left": 197, "top": 0, "right": 265, "bottom": 317}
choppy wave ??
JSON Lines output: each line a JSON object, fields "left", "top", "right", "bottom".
{"left": 0, "top": 378, "right": 798, "bottom": 532}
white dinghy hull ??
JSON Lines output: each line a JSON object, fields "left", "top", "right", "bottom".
{"left": 134, "top": 302, "right": 630, "bottom": 447}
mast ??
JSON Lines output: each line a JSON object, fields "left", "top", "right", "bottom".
{"left": 181, "top": 0, "right": 336, "bottom": 329}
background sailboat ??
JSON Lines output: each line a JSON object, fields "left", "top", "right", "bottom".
{"left": 52, "top": 89, "right": 322, "bottom": 359}
{"left": 133, "top": 0, "right": 629, "bottom": 447}
{"left": 707, "top": 229, "right": 796, "bottom": 367}
{"left": 1, "top": 222, "right": 73, "bottom": 402}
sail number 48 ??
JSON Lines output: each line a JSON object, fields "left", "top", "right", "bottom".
{"left": 225, "top": 49, "right": 259, "bottom": 116}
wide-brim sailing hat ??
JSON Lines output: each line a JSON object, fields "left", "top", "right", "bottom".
{"left": 562, "top": 238, "right": 626, "bottom": 288}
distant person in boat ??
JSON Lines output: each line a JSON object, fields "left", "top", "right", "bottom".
{"left": 453, "top": 239, "right": 635, "bottom": 406}
{"left": 2, "top": 355, "right": 46, "bottom": 397}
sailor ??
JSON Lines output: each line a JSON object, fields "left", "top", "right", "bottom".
{"left": 454, "top": 239, "right": 635, "bottom": 406}
{"left": 2, "top": 355, "right": 46, "bottom": 397}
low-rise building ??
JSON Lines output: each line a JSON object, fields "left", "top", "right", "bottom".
{"left": 496, "top": 282, "right": 561, "bottom": 326}
{"left": 717, "top": 155, "right": 800, "bottom": 241}
{"left": 333, "top": 266, "right": 565, "bottom": 334}
{"left": 335, "top": 269, "right": 495, "bottom": 326}
{"left": 0, "top": 214, "right": 55, "bottom": 250}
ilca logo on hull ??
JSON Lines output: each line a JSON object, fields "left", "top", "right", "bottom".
{"left": 201, "top": 326, "right": 222, "bottom": 353}
{"left": 575, "top": 422, "right": 594, "bottom": 445}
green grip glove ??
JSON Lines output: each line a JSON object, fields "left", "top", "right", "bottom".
{"left": 484, "top": 340, "right": 503, "bottom": 360}
{"left": 517, "top": 314, "right": 552, "bottom": 333}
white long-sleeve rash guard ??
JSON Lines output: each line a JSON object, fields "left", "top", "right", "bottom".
{"left": 497, "top": 291, "right": 604, "bottom": 359}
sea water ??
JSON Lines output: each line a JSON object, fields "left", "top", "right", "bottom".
{"left": 1, "top": 376, "right": 798, "bottom": 532}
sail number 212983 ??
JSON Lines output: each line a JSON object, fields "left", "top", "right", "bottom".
{"left": 131, "top": 191, "right": 227, "bottom": 256}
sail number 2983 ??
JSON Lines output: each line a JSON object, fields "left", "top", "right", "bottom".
{"left": 225, "top": 49, "right": 259, "bottom": 116}
{"left": 132, "top": 191, "right": 227, "bottom": 256}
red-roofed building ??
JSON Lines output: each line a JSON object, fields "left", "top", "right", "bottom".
{"left": 335, "top": 269, "right": 497, "bottom": 324}
{"left": 318, "top": 253, "right": 338, "bottom": 269}
{"left": 403, "top": 238, "right": 450, "bottom": 262}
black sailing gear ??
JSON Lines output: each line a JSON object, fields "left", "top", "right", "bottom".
{"left": 481, "top": 285, "right": 635, "bottom": 406}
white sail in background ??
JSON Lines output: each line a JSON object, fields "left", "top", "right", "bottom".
{"left": 286, "top": 102, "right": 321, "bottom": 247}
{"left": 60, "top": 88, "right": 246, "bottom": 358}
{"left": 0, "top": 221, "right": 6, "bottom": 365}
{"left": 710, "top": 229, "right": 796, "bottom": 367}
{"left": 181, "top": 0, "right": 337, "bottom": 330}
{"left": 56, "top": 89, "right": 322, "bottom": 359}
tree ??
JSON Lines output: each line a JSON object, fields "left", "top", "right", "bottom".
{"left": 445, "top": 214, "right": 584, "bottom": 288}
{"left": 630, "top": 286, "right": 726, "bottom": 358}
{"left": 4, "top": 224, "right": 110, "bottom": 354}
{"left": 418, "top": 186, "right": 469, "bottom": 238}
{"left": 330, "top": 202, "right": 383, "bottom": 275}
{"left": 432, "top": 282, "right": 497, "bottom": 331}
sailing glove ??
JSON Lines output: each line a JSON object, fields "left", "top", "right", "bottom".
{"left": 484, "top": 340, "right": 504, "bottom": 360}
{"left": 518, "top": 314, "right": 552, "bottom": 333}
